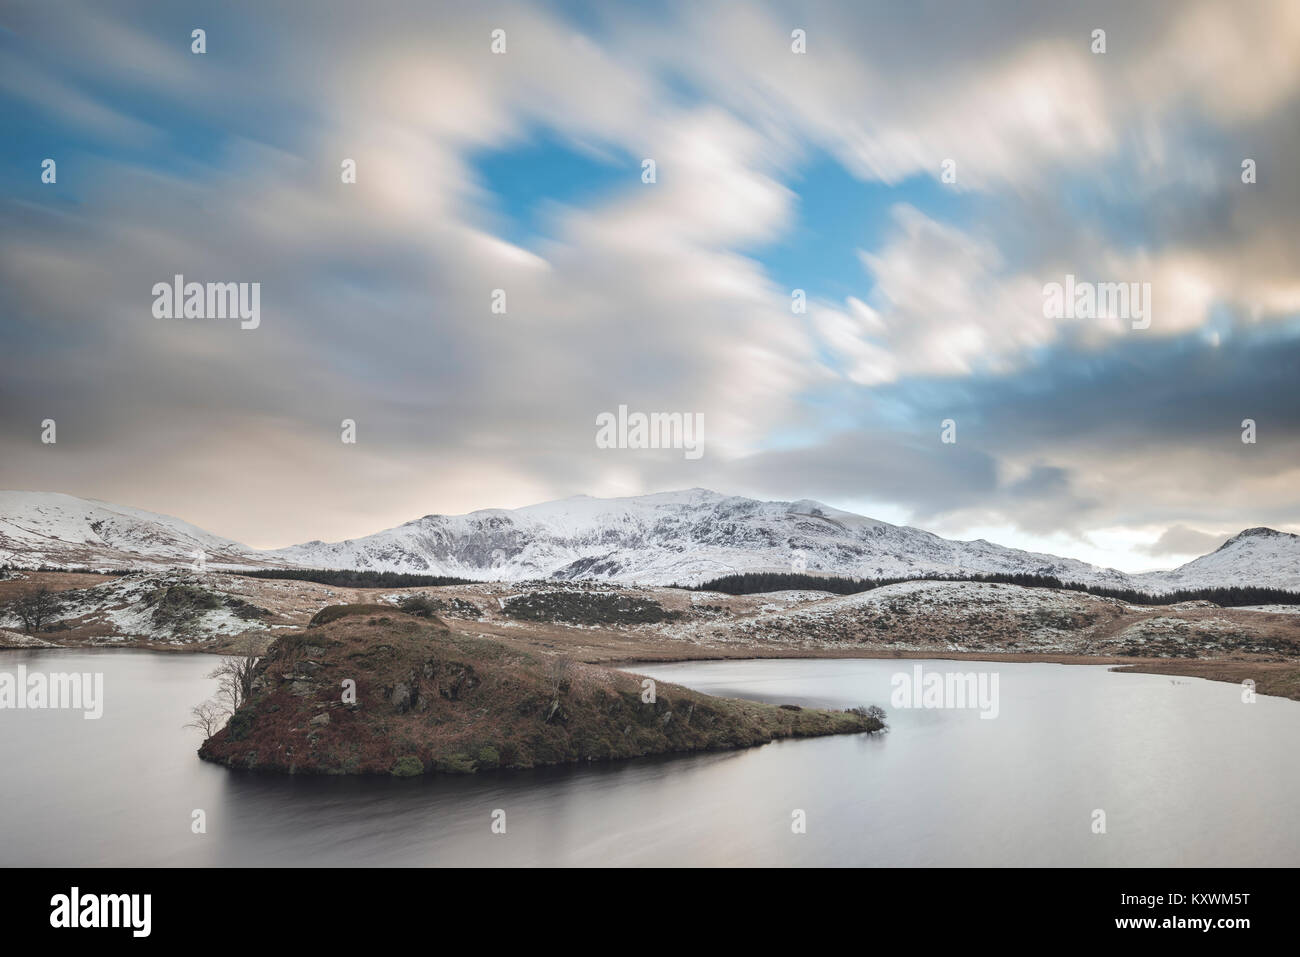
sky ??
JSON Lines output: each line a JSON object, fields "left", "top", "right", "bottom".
{"left": 2, "top": 0, "right": 1299, "bottom": 571}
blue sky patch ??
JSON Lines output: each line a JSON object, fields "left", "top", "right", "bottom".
{"left": 471, "top": 129, "right": 633, "bottom": 247}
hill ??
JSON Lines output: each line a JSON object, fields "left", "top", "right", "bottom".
{"left": 196, "top": 605, "right": 884, "bottom": 775}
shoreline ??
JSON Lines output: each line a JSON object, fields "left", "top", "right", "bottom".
{"left": 4, "top": 571, "right": 1297, "bottom": 703}
{"left": 7, "top": 638, "right": 1297, "bottom": 702}
{"left": 609, "top": 650, "right": 1300, "bottom": 702}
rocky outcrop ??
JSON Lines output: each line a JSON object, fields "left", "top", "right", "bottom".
{"left": 197, "top": 605, "right": 883, "bottom": 776}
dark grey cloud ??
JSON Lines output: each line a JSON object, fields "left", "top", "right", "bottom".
{"left": 733, "top": 327, "right": 1300, "bottom": 539}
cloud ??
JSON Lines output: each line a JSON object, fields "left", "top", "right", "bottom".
{"left": 1141, "top": 525, "right": 1230, "bottom": 558}
{"left": 0, "top": 3, "right": 824, "bottom": 544}
{"left": 811, "top": 206, "right": 1056, "bottom": 383}
{"left": 825, "top": 329, "right": 1300, "bottom": 540}
{"left": 1, "top": 0, "right": 1298, "bottom": 573}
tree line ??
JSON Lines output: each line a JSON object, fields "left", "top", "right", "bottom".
{"left": 681, "top": 570, "right": 1300, "bottom": 607}
{"left": 238, "top": 568, "right": 477, "bottom": 588}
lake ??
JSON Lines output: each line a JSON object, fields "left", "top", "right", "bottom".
{"left": 2, "top": 649, "right": 1297, "bottom": 866}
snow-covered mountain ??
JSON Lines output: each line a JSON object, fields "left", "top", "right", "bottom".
{"left": 1133, "top": 527, "right": 1300, "bottom": 593}
{"left": 267, "top": 488, "right": 1139, "bottom": 587}
{"left": 0, "top": 491, "right": 269, "bottom": 570}
{"left": 2, "top": 488, "right": 1298, "bottom": 593}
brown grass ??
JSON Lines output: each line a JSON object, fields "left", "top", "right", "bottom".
{"left": 1110, "top": 659, "right": 1300, "bottom": 699}
{"left": 198, "top": 605, "right": 881, "bottom": 775}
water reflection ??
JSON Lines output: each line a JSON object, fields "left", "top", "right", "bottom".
{"left": 2, "top": 650, "right": 1297, "bottom": 866}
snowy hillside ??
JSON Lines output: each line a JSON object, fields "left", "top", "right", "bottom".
{"left": 2, "top": 488, "right": 1298, "bottom": 592}
{"left": 1134, "top": 527, "right": 1300, "bottom": 593}
{"left": 267, "top": 488, "right": 1138, "bottom": 587}
{"left": 0, "top": 491, "right": 267, "bottom": 570}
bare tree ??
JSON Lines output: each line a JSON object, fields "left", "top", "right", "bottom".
{"left": 8, "top": 587, "right": 63, "bottom": 634}
{"left": 209, "top": 637, "right": 261, "bottom": 713}
{"left": 549, "top": 655, "right": 575, "bottom": 696}
{"left": 185, "top": 699, "right": 228, "bottom": 738}
{"left": 847, "top": 704, "right": 889, "bottom": 731}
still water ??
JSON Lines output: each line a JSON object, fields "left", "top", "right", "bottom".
{"left": 2, "top": 649, "right": 1297, "bottom": 866}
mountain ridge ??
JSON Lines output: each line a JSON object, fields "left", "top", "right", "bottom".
{"left": 1, "top": 488, "right": 1296, "bottom": 593}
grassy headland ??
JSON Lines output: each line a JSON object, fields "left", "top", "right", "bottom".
{"left": 197, "top": 604, "right": 883, "bottom": 775}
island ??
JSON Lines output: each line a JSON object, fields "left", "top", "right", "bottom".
{"left": 197, "top": 603, "right": 885, "bottom": 775}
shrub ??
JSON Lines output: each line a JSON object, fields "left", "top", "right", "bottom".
{"left": 227, "top": 708, "right": 255, "bottom": 741}
{"left": 309, "top": 604, "right": 398, "bottom": 627}
{"left": 226, "top": 597, "right": 270, "bottom": 620}
{"left": 436, "top": 753, "right": 476, "bottom": 774}
{"left": 398, "top": 593, "right": 440, "bottom": 618}
{"left": 476, "top": 746, "right": 501, "bottom": 769}
{"left": 391, "top": 755, "right": 425, "bottom": 777}
{"left": 846, "top": 705, "right": 888, "bottom": 731}
{"left": 502, "top": 592, "right": 681, "bottom": 625}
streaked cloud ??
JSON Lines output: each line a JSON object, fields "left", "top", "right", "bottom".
{"left": 1, "top": 0, "right": 1297, "bottom": 572}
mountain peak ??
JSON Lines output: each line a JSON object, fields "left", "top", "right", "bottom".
{"left": 1219, "top": 527, "right": 1290, "bottom": 548}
